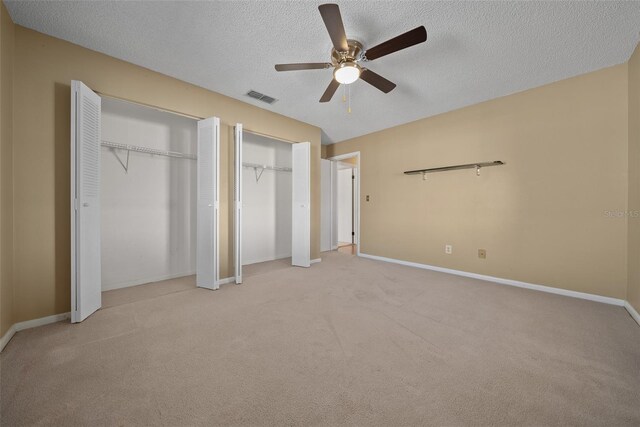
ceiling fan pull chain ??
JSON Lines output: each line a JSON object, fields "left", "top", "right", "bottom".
{"left": 342, "top": 84, "right": 346, "bottom": 103}
{"left": 348, "top": 85, "right": 352, "bottom": 114}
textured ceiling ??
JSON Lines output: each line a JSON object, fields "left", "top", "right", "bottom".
{"left": 6, "top": 1, "right": 640, "bottom": 144}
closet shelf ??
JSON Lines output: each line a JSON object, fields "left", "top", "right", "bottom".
{"left": 242, "top": 162, "right": 292, "bottom": 172}
{"left": 243, "top": 162, "right": 292, "bottom": 183}
{"left": 101, "top": 140, "right": 196, "bottom": 160}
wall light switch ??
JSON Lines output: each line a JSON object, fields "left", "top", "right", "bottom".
{"left": 478, "top": 249, "right": 486, "bottom": 259}
{"left": 445, "top": 245, "right": 452, "bottom": 254}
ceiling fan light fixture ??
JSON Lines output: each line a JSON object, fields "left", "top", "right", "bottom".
{"left": 333, "top": 62, "right": 361, "bottom": 85}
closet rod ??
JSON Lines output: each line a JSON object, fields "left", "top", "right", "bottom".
{"left": 101, "top": 140, "right": 196, "bottom": 160}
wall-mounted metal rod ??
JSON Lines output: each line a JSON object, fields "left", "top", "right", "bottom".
{"left": 404, "top": 160, "right": 504, "bottom": 176}
{"left": 101, "top": 140, "right": 196, "bottom": 160}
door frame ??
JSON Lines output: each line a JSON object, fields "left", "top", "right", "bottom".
{"left": 328, "top": 151, "right": 361, "bottom": 256}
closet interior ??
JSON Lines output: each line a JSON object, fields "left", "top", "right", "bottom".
{"left": 241, "top": 132, "right": 293, "bottom": 266}
{"left": 100, "top": 97, "right": 197, "bottom": 292}
{"left": 72, "top": 81, "right": 308, "bottom": 322}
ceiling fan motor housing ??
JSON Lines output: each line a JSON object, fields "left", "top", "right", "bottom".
{"left": 331, "top": 39, "right": 364, "bottom": 65}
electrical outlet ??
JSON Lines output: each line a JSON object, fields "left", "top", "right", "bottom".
{"left": 445, "top": 245, "right": 452, "bottom": 254}
{"left": 366, "top": 195, "right": 370, "bottom": 202}
{"left": 478, "top": 249, "right": 486, "bottom": 259}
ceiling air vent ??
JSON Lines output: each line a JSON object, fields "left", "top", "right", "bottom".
{"left": 246, "top": 90, "right": 277, "bottom": 105}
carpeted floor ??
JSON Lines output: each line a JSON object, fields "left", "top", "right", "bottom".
{"left": 1, "top": 251, "right": 639, "bottom": 426}
{"left": 102, "top": 275, "right": 196, "bottom": 309}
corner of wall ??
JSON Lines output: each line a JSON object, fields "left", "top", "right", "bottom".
{"left": 321, "top": 144, "right": 328, "bottom": 159}
{"left": 0, "top": 0, "right": 16, "bottom": 338}
{"left": 627, "top": 42, "right": 640, "bottom": 315}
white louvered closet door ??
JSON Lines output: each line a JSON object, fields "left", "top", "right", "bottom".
{"left": 292, "top": 142, "right": 311, "bottom": 267}
{"left": 196, "top": 117, "right": 220, "bottom": 290}
{"left": 234, "top": 124, "right": 243, "bottom": 284}
{"left": 71, "top": 81, "right": 102, "bottom": 323}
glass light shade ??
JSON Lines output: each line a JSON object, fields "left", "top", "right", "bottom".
{"left": 334, "top": 62, "right": 361, "bottom": 84}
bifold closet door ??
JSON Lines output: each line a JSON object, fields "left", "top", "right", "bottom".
{"left": 292, "top": 142, "right": 311, "bottom": 267}
{"left": 234, "top": 124, "right": 243, "bottom": 284}
{"left": 71, "top": 80, "right": 102, "bottom": 323}
{"left": 197, "top": 117, "right": 220, "bottom": 290}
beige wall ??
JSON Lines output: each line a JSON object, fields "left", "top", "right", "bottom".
{"left": 10, "top": 25, "right": 321, "bottom": 324}
{"left": 628, "top": 44, "right": 640, "bottom": 312}
{"left": 328, "top": 64, "right": 629, "bottom": 299}
{"left": 0, "top": 1, "right": 15, "bottom": 336}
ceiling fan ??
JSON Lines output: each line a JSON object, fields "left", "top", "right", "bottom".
{"left": 275, "top": 3, "right": 427, "bottom": 103}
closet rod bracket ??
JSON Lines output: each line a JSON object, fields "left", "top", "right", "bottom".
{"left": 110, "top": 148, "right": 130, "bottom": 173}
{"left": 254, "top": 167, "right": 265, "bottom": 183}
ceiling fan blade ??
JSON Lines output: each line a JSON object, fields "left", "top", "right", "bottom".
{"left": 318, "top": 4, "right": 349, "bottom": 52}
{"left": 275, "top": 63, "right": 331, "bottom": 71}
{"left": 320, "top": 79, "right": 340, "bottom": 103}
{"left": 360, "top": 69, "right": 396, "bottom": 93}
{"left": 364, "top": 26, "right": 427, "bottom": 61}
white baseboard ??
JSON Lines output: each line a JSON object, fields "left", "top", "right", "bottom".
{"left": 0, "top": 312, "right": 70, "bottom": 353}
{"left": 311, "top": 258, "right": 321, "bottom": 264}
{"left": 0, "top": 325, "right": 16, "bottom": 353}
{"left": 359, "top": 253, "right": 626, "bottom": 307}
{"left": 624, "top": 301, "right": 640, "bottom": 326}
{"left": 102, "top": 271, "right": 196, "bottom": 291}
{"left": 15, "top": 312, "right": 71, "bottom": 331}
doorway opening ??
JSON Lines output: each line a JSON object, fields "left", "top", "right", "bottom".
{"left": 322, "top": 152, "right": 360, "bottom": 256}
{"left": 336, "top": 160, "right": 356, "bottom": 253}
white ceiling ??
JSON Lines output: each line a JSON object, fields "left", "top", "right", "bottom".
{"left": 6, "top": 1, "right": 640, "bottom": 144}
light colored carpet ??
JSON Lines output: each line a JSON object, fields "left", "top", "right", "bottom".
{"left": 243, "top": 257, "right": 292, "bottom": 278}
{"left": 102, "top": 275, "right": 196, "bottom": 309}
{"left": 1, "top": 252, "right": 639, "bottom": 426}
